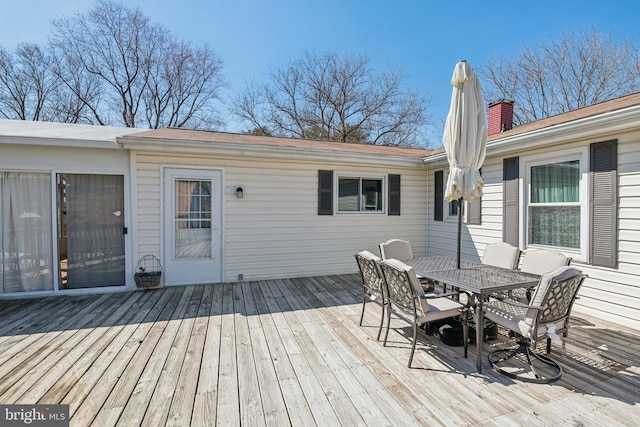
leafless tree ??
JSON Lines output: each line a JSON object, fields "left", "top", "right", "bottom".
{"left": 479, "top": 28, "right": 640, "bottom": 125}
{"left": 232, "top": 51, "right": 432, "bottom": 147}
{"left": 47, "top": 51, "right": 104, "bottom": 124}
{"left": 142, "top": 40, "right": 225, "bottom": 129}
{"left": 0, "top": 43, "right": 60, "bottom": 121}
{"left": 46, "top": 0, "right": 225, "bottom": 128}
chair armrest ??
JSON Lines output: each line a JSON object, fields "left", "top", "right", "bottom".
{"left": 491, "top": 298, "right": 543, "bottom": 310}
{"left": 428, "top": 291, "right": 459, "bottom": 299}
{"left": 419, "top": 291, "right": 459, "bottom": 300}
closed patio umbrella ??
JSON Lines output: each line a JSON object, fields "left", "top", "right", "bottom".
{"left": 442, "top": 60, "right": 487, "bottom": 268}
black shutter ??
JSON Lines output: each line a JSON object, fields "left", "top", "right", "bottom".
{"left": 467, "top": 168, "right": 482, "bottom": 225}
{"left": 590, "top": 140, "right": 618, "bottom": 267}
{"left": 503, "top": 157, "right": 519, "bottom": 246}
{"left": 318, "top": 170, "right": 333, "bottom": 215}
{"left": 388, "top": 174, "right": 401, "bottom": 215}
{"left": 434, "top": 170, "right": 443, "bottom": 221}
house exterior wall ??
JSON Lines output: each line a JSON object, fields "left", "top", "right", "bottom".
{"left": 427, "top": 129, "right": 640, "bottom": 331}
{"left": 0, "top": 143, "right": 128, "bottom": 171}
{"left": 132, "top": 151, "right": 428, "bottom": 283}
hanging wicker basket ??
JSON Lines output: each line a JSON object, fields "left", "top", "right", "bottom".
{"left": 134, "top": 255, "right": 162, "bottom": 289}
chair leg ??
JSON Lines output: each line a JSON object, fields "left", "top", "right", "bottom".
{"left": 462, "top": 320, "right": 469, "bottom": 359}
{"left": 376, "top": 302, "right": 386, "bottom": 341}
{"left": 383, "top": 305, "right": 392, "bottom": 346}
{"left": 359, "top": 293, "right": 367, "bottom": 326}
{"left": 488, "top": 338, "right": 563, "bottom": 384}
{"left": 408, "top": 323, "right": 418, "bottom": 368}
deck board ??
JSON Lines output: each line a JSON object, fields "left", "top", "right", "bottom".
{"left": 0, "top": 274, "right": 639, "bottom": 426}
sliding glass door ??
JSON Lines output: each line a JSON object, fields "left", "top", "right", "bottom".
{"left": 0, "top": 172, "right": 54, "bottom": 293}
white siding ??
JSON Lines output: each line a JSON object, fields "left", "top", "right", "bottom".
{"left": 0, "top": 143, "right": 129, "bottom": 171}
{"left": 574, "top": 132, "right": 640, "bottom": 330}
{"left": 427, "top": 131, "right": 640, "bottom": 331}
{"left": 133, "top": 152, "right": 428, "bottom": 283}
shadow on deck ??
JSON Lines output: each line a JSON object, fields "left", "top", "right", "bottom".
{"left": 0, "top": 274, "right": 638, "bottom": 426}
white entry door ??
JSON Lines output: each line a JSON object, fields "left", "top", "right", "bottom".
{"left": 163, "top": 168, "right": 222, "bottom": 285}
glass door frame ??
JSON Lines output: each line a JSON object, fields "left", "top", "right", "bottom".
{"left": 162, "top": 167, "right": 223, "bottom": 286}
{"left": 51, "top": 169, "right": 132, "bottom": 294}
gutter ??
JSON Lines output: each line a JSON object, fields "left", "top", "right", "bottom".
{"left": 422, "top": 104, "right": 640, "bottom": 167}
{"left": 0, "top": 135, "right": 123, "bottom": 150}
{"left": 118, "top": 136, "right": 428, "bottom": 168}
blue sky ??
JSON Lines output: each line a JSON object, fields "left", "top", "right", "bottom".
{"left": 1, "top": 0, "right": 639, "bottom": 145}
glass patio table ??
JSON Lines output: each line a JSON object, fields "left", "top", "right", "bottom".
{"left": 405, "top": 257, "right": 541, "bottom": 373}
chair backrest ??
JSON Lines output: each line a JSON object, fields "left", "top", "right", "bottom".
{"left": 354, "top": 250, "right": 383, "bottom": 295}
{"left": 378, "top": 258, "right": 427, "bottom": 316}
{"left": 520, "top": 249, "right": 571, "bottom": 276}
{"left": 482, "top": 242, "right": 521, "bottom": 269}
{"left": 379, "top": 239, "right": 413, "bottom": 261}
{"left": 521, "top": 266, "right": 586, "bottom": 341}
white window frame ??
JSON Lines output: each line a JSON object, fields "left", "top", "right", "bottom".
{"left": 335, "top": 172, "right": 386, "bottom": 214}
{"left": 521, "top": 147, "right": 589, "bottom": 262}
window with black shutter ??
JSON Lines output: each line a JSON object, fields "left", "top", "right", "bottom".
{"left": 590, "top": 140, "right": 618, "bottom": 268}
{"left": 318, "top": 171, "right": 400, "bottom": 215}
{"left": 434, "top": 170, "right": 443, "bottom": 221}
{"left": 503, "top": 157, "right": 519, "bottom": 246}
{"left": 388, "top": 174, "right": 401, "bottom": 216}
{"left": 318, "top": 170, "right": 333, "bottom": 215}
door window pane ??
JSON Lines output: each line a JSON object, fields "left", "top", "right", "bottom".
{"left": 175, "top": 180, "right": 212, "bottom": 259}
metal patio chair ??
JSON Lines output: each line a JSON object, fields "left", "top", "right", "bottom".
{"left": 354, "top": 250, "right": 386, "bottom": 341}
{"left": 378, "top": 258, "right": 467, "bottom": 368}
{"left": 379, "top": 238, "right": 414, "bottom": 261}
{"left": 520, "top": 249, "right": 572, "bottom": 276}
{"left": 518, "top": 249, "right": 572, "bottom": 301}
{"left": 483, "top": 266, "right": 586, "bottom": 383}
{"left": 482, "top": 241, "right": 521, "bottom": 270}
{"left": 379, "top": 239, "right": 437, "bottom": 292}
{"left": 483, "top": 242, "right": 521, "bottom": 300}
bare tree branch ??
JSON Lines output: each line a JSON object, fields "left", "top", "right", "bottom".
{"left": 0, "top": 44, "right": 61, "bottom": 121}
{"left": 0, "top": 0, "right": 229, "bottom": 129}
{"left": 479, "top": 27, "right": 640, "bottom": 125}
{"left": 231, "top": 51, "right": 432, "bottom": 147}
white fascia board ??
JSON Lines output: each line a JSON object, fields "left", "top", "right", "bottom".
{"left": 0, "top": 135, "right": 123, "bottom": 149}
{"left": 422, "top": 105, "right": 640, "bottom": 167}
{"left": 118, "top": 137, "right": 426, "bottom": 168}
{"left": 0, "top": 120, "right": 141, "bottom": 149}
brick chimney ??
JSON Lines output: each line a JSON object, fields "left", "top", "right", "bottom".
{"left": 488, "top": 99, "right": 514, "bottom": 136}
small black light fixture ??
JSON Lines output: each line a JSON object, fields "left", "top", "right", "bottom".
{"left": 236, "top": 186, "right": 244, "bottom": 199}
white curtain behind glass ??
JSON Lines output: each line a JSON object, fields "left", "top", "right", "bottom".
{"left": 174, "top": 180, "right": 212, "bottom": 259}
{"left": 0, "top": 172, "right": 53, "bottom": 293}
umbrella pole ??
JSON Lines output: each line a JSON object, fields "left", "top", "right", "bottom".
{"left": 457, "top": 197, "right": 463, "bottom": 269}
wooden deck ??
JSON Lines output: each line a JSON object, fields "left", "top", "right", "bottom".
{"left": 1, "top": 274, "right": 639, "bottom": 426}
